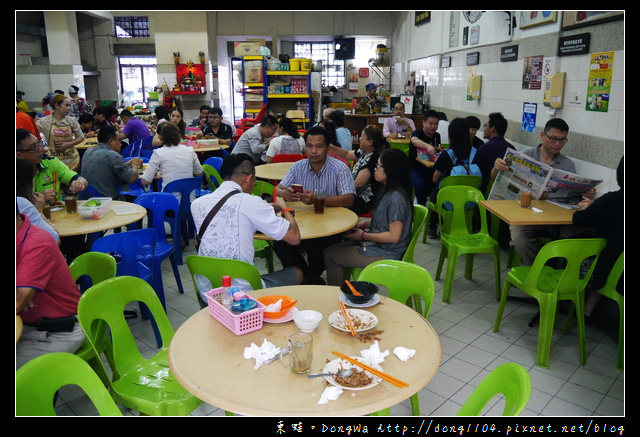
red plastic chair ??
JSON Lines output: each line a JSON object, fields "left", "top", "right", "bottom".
{"left": 272, "top": 154, "right": 305, "bottom": 163}
{"left": 239, "top": 104, "right": 268, "bottom": 132}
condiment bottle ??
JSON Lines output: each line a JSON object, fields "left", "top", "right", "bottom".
{"left": 221, "top": 275, "right": 233, "bottom": 309}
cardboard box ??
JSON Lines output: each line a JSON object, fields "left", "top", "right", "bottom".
{"left": 234, "top": 39, "right": 266, "bottom": 56}
{"left": 245, "top": 101, "right": 264, "bottom": 110}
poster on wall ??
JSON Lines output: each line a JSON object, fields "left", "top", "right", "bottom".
{"left": 522, "top": 55, "right": 544, "bottom": 89}
{"left": 562, "top": 11, "right": 623, "bottom": 30}
{"left": 448, "top": 11, "right": 460, "bottom": 48}
{"left": 586, "top": 51, "right": 614, "bottom": 112}
{"left": 521, "top": 102, "right": 537, "bottom": 132}
{"left": 519, "top": 11, "right": 557, "bottom": 29}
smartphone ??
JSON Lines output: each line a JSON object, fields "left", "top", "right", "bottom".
{"left": 291, "top": 184, "right": 303, "bottom": 193}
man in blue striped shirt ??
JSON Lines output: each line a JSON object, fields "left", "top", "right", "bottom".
{"left": 275, "top": 125, "right": 356, "bottom": 284}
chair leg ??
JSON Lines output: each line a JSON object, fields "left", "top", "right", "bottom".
{"left": 494, "top": 247, "right": 502, "bottom": 301}
{"left": 464, "top": 254, "right": 474, "bottom": 279}
{"left": 574, "top": 293, "right": 587, "bottom": 365}
{"left": 494, "top": 280, "right": 511, "bottom": 332}
{"left": 435, "top": 246, "right": 447, "bottom": 280}
{"left": 410, "top": 394, "right": 420, "bottom": 415}
{"left": 422, "top": 209, "right": 433, "bottom": 244}
{"left": 536, "top": 295, "right": 557, "bottom": 368}
{"left": 170, "top": 255, "right": 184, "bottom": 293}
{"left": 442, "top": 249, "right": 459, "bottom": 304}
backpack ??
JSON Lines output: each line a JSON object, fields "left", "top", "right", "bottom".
{"left": 446, "top": 147, "right": 481, "bottom": 178}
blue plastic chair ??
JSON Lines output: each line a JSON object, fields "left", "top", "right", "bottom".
{"left": 162, "top": 177, "right": 202, "bottom": 249}
{"left": 134, "top": 193, "right": 186, "bottom": 293}
{"left": 203, "top": 156, "right": 223, "bottom": 172}
{"left": 79, "top": 184, "right": 104, "bottom": 200}
{"left": 91, "top": 228, "right": 164, "bottom": 348}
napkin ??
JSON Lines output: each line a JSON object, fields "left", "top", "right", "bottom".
{"left": 264, "top": 299, "right": 283, "bottom": 312}
{"left": 393, "top": 346, "right": 416, "bottom": 362}
{"left": 360, "top": 340, "right": 389, "bottom": 366}
{"left": 243, "top": 338, "right": 282, "bottom": 370}
{"left": 318, "top": 386, "right": 343, "bottom": 405}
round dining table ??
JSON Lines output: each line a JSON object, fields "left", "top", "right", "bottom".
{"left": 254, "top": 162, "right": 294, "bottom": 181}
{"left": 76, "top": 138, "right": 99, "bottom": 150}
{"left": 168, "top": 285, "right": 442, "bottom": 416}
{"left": 254, "top": 202, "right": 358, "bottom": 241}
{"left": 50, "top": 200, "right": 147, "bottom": 237}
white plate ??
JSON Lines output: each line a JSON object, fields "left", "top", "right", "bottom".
{"left": 339, "top": 293, "right": 380, "bottom": 308}
{"left": 328, "top": 309, "right": 378, "bottom": 333}
{"left": 263, "top": 307, "right": 298, "bottom": 324}
{"left": 323, "top": 357, "right": 382, "bottom": 390}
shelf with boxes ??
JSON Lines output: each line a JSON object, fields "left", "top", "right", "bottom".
{"left": 241, "top": 56, "right": 268, "bottom": 114}
{"left": 266, "top": 69, "right": 312, "bottom": 125}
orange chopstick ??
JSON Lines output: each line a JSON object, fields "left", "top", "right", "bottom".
{"left": 332, "top": 351, "right": 409, "bottom": 388}
{"left": 338, "top": 301, "right": 357, "bottom": 336}
{"left": 273, "top": 187, "right": 277, "bottom": 203}
{"left": 345, "top": 280, "right": 363, "bottom": 296}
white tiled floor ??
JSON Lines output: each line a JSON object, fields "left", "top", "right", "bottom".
{"left": 54, "top": 228, "right": 624, "bottom": 417}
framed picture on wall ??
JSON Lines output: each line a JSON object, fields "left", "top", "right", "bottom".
{"left": 561, "top": 11, "right": 623, "bottom": 30}
{"left": 519, "top": 11, "right": 557, "bottom": 29}
{"left": 399, "top": 94, "right": 414, "bottom": 115}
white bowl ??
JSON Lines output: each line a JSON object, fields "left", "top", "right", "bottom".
{"left": 292, "top": 310, "right": 323, "bottom": 332}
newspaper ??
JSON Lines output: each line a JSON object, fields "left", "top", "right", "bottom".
{"left": 487, "top": 149, "right": 602, "bottom": 209}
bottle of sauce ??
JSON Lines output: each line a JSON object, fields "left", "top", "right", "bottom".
{"left": 221, "top": 275, "right": 233, "bottom": 309}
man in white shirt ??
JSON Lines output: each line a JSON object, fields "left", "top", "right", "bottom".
{"left": 191, "top": 153, "right": 302, "bottom": 297}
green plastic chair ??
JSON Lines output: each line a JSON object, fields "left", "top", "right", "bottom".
{"left": 347, "top": 204, "right": 426, "bottom": 281}
{"left": 69, "top": 251, "right": 117, "bottom": 386}
{"left": 16, "top": 352, "right": 123, "bottom": 416}
{"left": 565, "top": 251, "right": 624, "bottom": 370}
{"left": 77, "top": 276, "right": 203, "bottom": 416}
{"left": 423, "top": 175, "right": 482, "bottom": 243}
{"left": 202, "top": 164, "right": 222, "bottom": 190}
{"left": 434, "top": 185, "right": 501, "bottom": 303}
{"left": 357, "top": 259, "right": 435, "bottom": 416}
{"left": 186, "top": 255, "right": 264, "bottom": 308}
{"left": 494, "top": 238, "right": 607, "bottom": 368}
{"left": 456, "top": 362, "right": 531, "bottom": 416}
{"left": 251, "top": 180, "right": 277, "bottom": 273}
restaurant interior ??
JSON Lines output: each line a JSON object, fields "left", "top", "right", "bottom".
{"left": 15, "top": 10, "right": 624, "bottom": 418}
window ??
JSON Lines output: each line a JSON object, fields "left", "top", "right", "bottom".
{"left": 293, "top": 42, "right": 344, "bottom": 88}
{"left": 114, "top": 16, "right": 150, "bottom": 38}
{"left": 119, "top": 57, "right": 157, "bottom": 105}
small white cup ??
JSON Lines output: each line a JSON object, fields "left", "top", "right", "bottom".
{"left": 293, "top": 310, "right": 323, "bottom": 332}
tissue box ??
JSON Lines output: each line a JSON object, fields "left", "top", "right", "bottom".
{"left": 206, "top": 287, "right": 265, "bottom": 335}
{"left": 77, "top": 197, "right": 112, "bottom": 219}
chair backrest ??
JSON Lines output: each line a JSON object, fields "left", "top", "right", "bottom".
{"left": 69, "top": 251, "right": 117, "bottom": 293}
{"left": 286, "top": 109, "right": 306, "bottom": 120}
{"left": 600, "top": 251, "right": 624, "bottom": 296}
{"left": 79, "top": 184, "right": 104, "bottom": 200}
{"left": 439, "top": 175, "right": 482, "bottom": 190}
{"left": 402, "top": 204, "right": 427, "bottom": 264}
{"left": 202, "top": 164, "right": 223, "bottom": 190}
{"left": 186, "top": 255, "right": 263, "bottom": 307}
{"left": 435, "top": 185, "right": 488, "bottom": 237}
{"left": 91, "top": 228, "right": 158, "bottom": 281}
{"left": 16, "top": 352, "right": 122, "bottom": 416}
{"left": 162, "top": 177, "right": 202, "bottom": 212}
{"left": 523, "top": 238, "right": 607, "bottom": 296}
{"left": 140, "top": 134, "right": 154, "bottom": 150}
{"left": 252, "top": 180, "right": 276, "bottom": 201}
{"left": 133, "top": 192, "right": 180, "bottom": 245}
{"left": 78, "top": 276, "right": 175, "bottom": 369}
{"left": 272, "top": 153, "right": 305, "bottom": 163}
{"left": 456, "top": 362, "right": 531, "bottom": 416}
{"left": 357, "top": 259, "right": 435, "bottom": 318}
{"left": 203, "top": 156, "right": 223, "bottom": 172}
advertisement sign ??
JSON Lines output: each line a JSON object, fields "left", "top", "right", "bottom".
{"left": 586, "top": 51, "right": 614, "bottom": 112}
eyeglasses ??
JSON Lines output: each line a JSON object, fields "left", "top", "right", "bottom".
{"left": 17, "top": 141, "right": 44, "bottom": 152}
{"left": 544, "top": 133, "right": 568, "bottom": 144}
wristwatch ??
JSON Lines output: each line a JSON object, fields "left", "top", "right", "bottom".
{"left": 281, "top": 208, "right": 295, "bottom": 217}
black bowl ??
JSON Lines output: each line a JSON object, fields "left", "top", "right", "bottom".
{"left": 340, "top": 281, "right": 379, "bottom": 304}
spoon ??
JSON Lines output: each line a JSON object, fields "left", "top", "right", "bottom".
{"left": 306, "top": 368, "right": 354, "bottom": 379}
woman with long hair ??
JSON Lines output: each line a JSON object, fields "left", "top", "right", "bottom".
{"left": 330, "top": 124, "right": 388, "bottom": 215}
{"left": 35, "top": 93, "right": 85, "bottom": 171}
{"left": 324, "top": 148, "right": 413, "bottom": 285}
{"left": 264, "top": 117, "right": 305, "bottom": 163}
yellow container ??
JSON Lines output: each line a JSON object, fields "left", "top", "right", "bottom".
{"left": 289, "top": 58, "right": 301, "bottom": 71}
{"left": 300, "top": 58, "right": 312, "bottom": 71}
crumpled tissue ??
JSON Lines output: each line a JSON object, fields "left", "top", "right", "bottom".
{"left": 393, "top": 346, "right": 416, "bottom": 362}
{"left": 243, "top": 338, "right": 281, "bottom": 369}
{"left": 318, "top": 386, "right": 344, "bottom": 405}
{"left": 360, "top": 340, "right": 390, "bottom": 366}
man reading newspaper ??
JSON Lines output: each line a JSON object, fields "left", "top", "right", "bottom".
{"left": 489, "top": 118, "right": 599, "bottom": 265}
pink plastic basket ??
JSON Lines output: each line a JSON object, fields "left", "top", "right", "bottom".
{"left": 205, "top": 287, "right": 265, "bottom": 335}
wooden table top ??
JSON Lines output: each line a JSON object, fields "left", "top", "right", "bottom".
{"left": 480, "top": 199, "right": 576, "bottom": 226}
{"left": 254, "top": 162, "right": 294, "bottom": 181}
{"left": 416, "top": 157, "right": 435, "bottom": 168}
{"left": 255, "top": 202, "right": 358, "bottom": 240}
{"left": 50, "top": 200, "right": 146, "bottom": 237}
{"left": 168, "top": 285, "right": 442, "bottom": 416}
{"left": 76, "top": 138, "right": 98, "bottom": 149}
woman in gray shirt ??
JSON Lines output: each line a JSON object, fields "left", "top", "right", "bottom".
{"left": 324, "top": 148, "right": 413, "bottom": 285}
